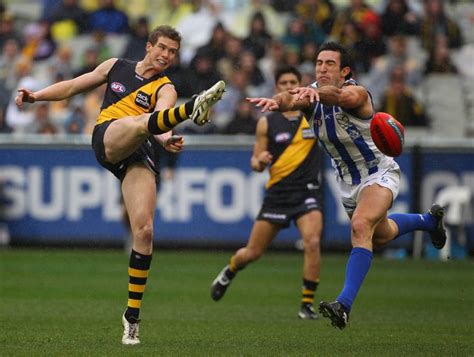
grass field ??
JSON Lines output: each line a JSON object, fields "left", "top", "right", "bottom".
{"left": 0, "top": 248, "right": 473, "bottom": 356}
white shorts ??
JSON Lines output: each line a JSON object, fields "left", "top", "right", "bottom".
{"left": 338, "top": 161, "right": 401, "bottom": 216}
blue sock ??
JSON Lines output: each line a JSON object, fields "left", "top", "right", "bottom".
{"left": 337, "top": 247, "right": 373, "bottom": 311}
{"left": 389, "top": 213, "right": 436, "bottom": 238}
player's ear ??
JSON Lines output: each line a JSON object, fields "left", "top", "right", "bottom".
{"left": 145, "top": 42, "right": 152, "bottom": 51}
{"left": 341, "top": 66, "right": 351, "bottom": 78}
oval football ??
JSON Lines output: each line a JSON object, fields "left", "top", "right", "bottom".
{"left": 370, "top": 112, "right": 405, "bottom": 157}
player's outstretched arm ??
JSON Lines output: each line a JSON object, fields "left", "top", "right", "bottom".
{"left": 247, "top": 89, "right": 312, "bottom": 113}
{"left": 291, "top": 84, "right": 369, "bottom": 110}
{"left": 15, "top": 58, "right": 117, "bottom": 108}
{"left": 338, "top": 85, "right": 369, "bottom": 109}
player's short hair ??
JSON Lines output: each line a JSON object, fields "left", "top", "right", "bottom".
{"left": 274, "top": 65, "right": 302, "bottom": 83}
{"left": 318, "top": 41, "right": 353, "bottom": 80}
{"left": 149, "top": 25, "right": 182, "bottom": 48}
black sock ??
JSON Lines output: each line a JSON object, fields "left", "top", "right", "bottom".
{"left": 125, "top": 249, "right": 152, "bottom": 321}
{"left": 301, "top": 278, "right": 319, "bottom": 306}
{"left": 147, "top": 99, "right": 196, "bottom": 134}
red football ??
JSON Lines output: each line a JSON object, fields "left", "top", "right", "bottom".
{"left": 370, "top": 112, "right": 405, "bottom": 157}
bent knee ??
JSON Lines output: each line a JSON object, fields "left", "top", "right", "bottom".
{"left": 351, "top": 217, "right": 376, "bottom": 245}
{"left": 351, "top": 217, "right": 373, "bottom": 236}
{"left": 246, "top": 248, "right": 264, "bottom": 262}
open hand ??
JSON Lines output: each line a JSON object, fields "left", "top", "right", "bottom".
{"left": 246, "top": 97, "right": 279, "bottom": 112}
{"left": 288, "top": 87, "right": 319, "bottom": 103}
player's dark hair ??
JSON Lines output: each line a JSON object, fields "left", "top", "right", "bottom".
{"left": 149, "top": 25, "right": 182, "bottom": 47}
{"left": 274, "top": 65, "right": 302, "bottom": 83}
{"left": 317, "top": 41, "right": 353, "bottom": 80}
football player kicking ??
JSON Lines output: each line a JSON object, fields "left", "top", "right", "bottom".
{"left": 211, "top": 66, "right": 323, "bottom": 319}
{"left": 247, "top": 42, "right": 446, "bottom": 330}
{"left": 16, "top": 25, "right": 225, "bottom": 345}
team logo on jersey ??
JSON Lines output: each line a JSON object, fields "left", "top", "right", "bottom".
{"left": 135, "top": 91, "right": 152, "bottom": 110}
{"left": 111, "top": 82, "right": 126, "bottom": 93}
{"left": 336, "top": 113, "right": 362, "bottom": 140}
{"left": 275, "top": 132, "right": 291, "bottom": 143}
{"left": 347, "top": 127, "right": 361, "bottom": 140}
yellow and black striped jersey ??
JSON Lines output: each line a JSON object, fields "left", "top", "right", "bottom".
{"left": 265, "top": 112, "right": 321, "bottom": 204}
{"left": 96, "top": 59, "right": 172, "bottom": 125}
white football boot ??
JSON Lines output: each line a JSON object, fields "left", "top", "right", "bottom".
{"left": 190, "top": 80, "right": 226, "bottom": 125}
{"left": 122, "top": 313, "right": 140, "bottom": 345}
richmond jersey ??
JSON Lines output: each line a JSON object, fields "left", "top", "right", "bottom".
{"left": 96, "top": 59, "right": 172, "bottom": 125}
{"left": 264, "top": 112, "right": 321, "bottom": 205}
{"left": 305, "top": 79, "right": 396, "bottom": 185}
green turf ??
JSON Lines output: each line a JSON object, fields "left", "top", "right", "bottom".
{"left": 0, "top": 248, "right": 473, "bottom": 356}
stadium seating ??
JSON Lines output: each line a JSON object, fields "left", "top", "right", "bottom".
{"left": 461, "top": 76, "right": 474, "bottom": 136}
{"left": 421, "top": 74, "right": 467, "bottom": 137}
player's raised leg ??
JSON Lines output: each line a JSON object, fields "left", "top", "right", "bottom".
{"left": 375, "top": 205, "right": 447, "bottom": 249}
{"left": 104, "top": 80, "right": 226, "bottom": 164}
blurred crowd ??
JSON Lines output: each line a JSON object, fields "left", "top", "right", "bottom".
{"left": 0, "top": 0, "right": 473, "bottom": 136}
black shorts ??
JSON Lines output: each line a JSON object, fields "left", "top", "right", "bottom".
{"left": 92, "top": 120, "right": 160, "bottom": 181}
{"left": 256, "top": 192, "right": 322, "bottom": 228}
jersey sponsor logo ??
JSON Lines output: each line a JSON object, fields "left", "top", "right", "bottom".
{"left": 111, "top": 82, "right": 126, "bottom": 93}
{"left": 302, "top": 128, "right": 315, "bottom": 139}
{"left": 135, "top": 91, "right": 152, "bottom": 110}
{"left": 275, "top": 132, "right": 291, "bottom": 143}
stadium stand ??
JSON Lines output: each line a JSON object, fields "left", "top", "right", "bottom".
{"left": 422, "top": 74, "right": 467, "bottom": 137}
{"left": 0, "top": 0, "right": 473, "bottom": 138}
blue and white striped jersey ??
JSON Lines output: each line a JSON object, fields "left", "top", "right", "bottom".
{"left": 306, "top": 79, "right": 395, "bottom": 185}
